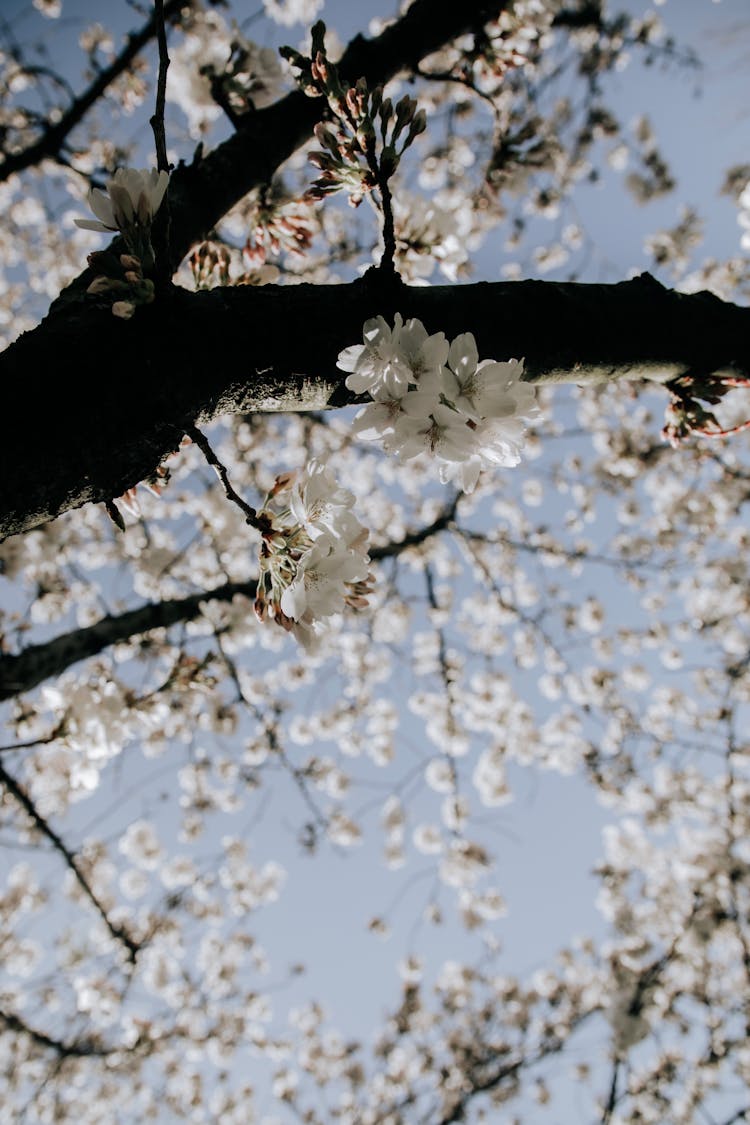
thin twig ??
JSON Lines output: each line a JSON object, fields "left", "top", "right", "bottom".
{"left": 0, "top": 762, "right": 141, "bottom": 963}
{"left": 601, "top": 1057, "right": 620, "bottom": 1125}
{"left": 150, "top": 0, "right": 170, "bottom": 175}
{"left": 187, "top": 424, "right": 268, "bottom": 530}
{"left": 150, "top": 0, "right": 172, "bottom": 288}
{"left": 0, "top": 732, "right": 61, "bottom": 756}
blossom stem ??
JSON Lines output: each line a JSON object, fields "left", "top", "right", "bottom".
{"left": 187, "top": 424, "right": 268, "bottom": 531}
{"left": 376, "top": 175, "right": 397, "bottom": 274}
{"left": 693, "top": 417, "right": 750, "bottom": 439}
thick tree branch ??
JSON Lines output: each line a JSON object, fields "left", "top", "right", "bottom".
{"left": 1, "top": 273, "right": 748, "bottom": 541}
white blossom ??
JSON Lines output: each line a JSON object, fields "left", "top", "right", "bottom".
{"left": 338, "top": 313, "right": 448, "bottom": 397}
{"left": 280, "top": 534, "right": 369, "bottom": 621}
{"left": 75, "top": 167, "right": 169, "bottom": 235}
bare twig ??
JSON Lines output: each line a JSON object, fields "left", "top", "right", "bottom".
{"left": 0, "top": 762, "right": 141, "bottom": 963}
{"left": 149, "top": 0, "right": 172, "bottom": 288}
{"left": 150, "top": 0, "right": 171, "bottom": 175}
{"left": 601, "top": 1058, "right": 620, "bottom": 1125}
{"left": 186, "top": 425, "right": 270, "bottom": 531}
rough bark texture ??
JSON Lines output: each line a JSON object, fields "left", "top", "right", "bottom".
{"left": 2, "top": 272, "right": 748, "bottom": 542}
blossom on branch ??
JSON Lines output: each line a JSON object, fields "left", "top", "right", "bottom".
{"left": 254, "top": 462, "right": 373, "bottom": 650}
{"left": 338, "top": 315, "right": 539, "bottom": 492}
{"left": 338, "top": 312, "right": 448, "bottom": 397}
{"left": 75, "top": 168, "right": 169, "bottom": 236}
{"left": 75, "top": 167, "right": 169, "bottom": 271}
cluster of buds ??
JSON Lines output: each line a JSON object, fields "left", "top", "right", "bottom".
{"left": 86, "top": 251, "right": 155, "bottom": 320}
{"left": 282, "top": 22, "right": 426, "bottom": 207}
{"left": 243, "top": 191, "right": 315, "bottom": 265}
{"left": 253, "top": 463, "right": 374, "bottom": 651}
{"left": 662, "top": 372, "right": 750, "bottom": 447}
{"left": 189, "top": 240, "right": 232, "bottom": 289}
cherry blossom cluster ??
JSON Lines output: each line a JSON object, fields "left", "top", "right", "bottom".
{"left": 76, "top": 167, "right": 169, "bottom": 317}
{"left": 253, "top": 461, "right": 374, "bottom": 650}
{"left": 76, "top": 167, "right": 168, "bottom": 263}
{"left": 338, "top": 314, "right": 539, "bottom": 493}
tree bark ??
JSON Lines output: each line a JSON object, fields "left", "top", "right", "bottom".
{"left": 1, "top": 272, "right": 747, "bottom": 542}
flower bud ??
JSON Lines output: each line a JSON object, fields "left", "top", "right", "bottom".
{"left": 112, "top": 300, "right": 136, "bottom": 320}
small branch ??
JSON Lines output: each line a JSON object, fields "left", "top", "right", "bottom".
{"left": 150, "top": 0, "right": 170, "bottom": 175}
{"left": 0, "top": 762, "right": 141, "bottom": 963}
{"left": 373, "top": 494, "right": 459, "bottom": 558}
{"left": 186, "top": 424, "right": 268, "bottom": 531}
{"left": 376, "top": 171, "right": 397, "bottom": 274}
{"left": 600, "top": 1057, "right": 620, "bottom": 1125}
{"left": 217, "top": 640, "right": 331, "bottom": 838}
{"left": 0, "top": 1009, "right": 107, "bottom": 1059}
{"left": 0, "top": 732, "right": 61, "bottom": 756}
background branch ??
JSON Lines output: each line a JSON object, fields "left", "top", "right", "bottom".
{"left": 0, "top": 0, "right": 188, "bottom": 183}
{"left": 0, "top": 762, "right": 141, "bottom": 962}
{"left": 0, "top": 499, "right": 460, "bottom": 699}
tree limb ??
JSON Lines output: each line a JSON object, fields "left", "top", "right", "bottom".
{"left": 1, "top": 272, "right": 747, "bottom": 541}
{"left": 0, "top": 500, "right": 459, "bottom": 699}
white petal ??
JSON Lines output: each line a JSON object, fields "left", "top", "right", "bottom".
{"left": 281, "top": 579, "right": 307, "bottom": 621}
{"left": 87, "top": 187, "right": 116, "bottom": 227}
{"left": 74, "top": 218, "right": 113, "bottom": 232}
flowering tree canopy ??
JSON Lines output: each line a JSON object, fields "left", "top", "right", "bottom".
{"left": 2, "top": 1, "right": 750, "bottom": 1122}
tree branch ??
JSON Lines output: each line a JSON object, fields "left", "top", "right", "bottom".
{"left": 1, "top": 273, "right": 747, "bottom": 541}
{"left": 0, "top": 582, "right": 257, "bottom": 701}
{"left": 0, "top": 1009, "right": 108, "bottom": 1059}
{"left": 0, "top": 762, "right": 141, "bottom": 962}
{"left": 0, "top": 500, "right": 459, "bottom": 699}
